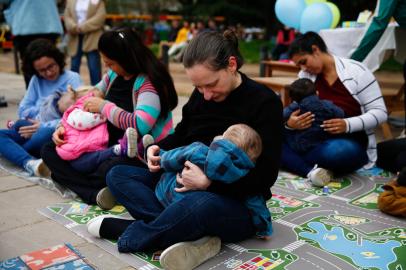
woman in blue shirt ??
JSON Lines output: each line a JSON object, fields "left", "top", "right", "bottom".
{"left": 0, "top": 39, "right": 81, "bottom": 176}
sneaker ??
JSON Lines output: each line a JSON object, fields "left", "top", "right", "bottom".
{"left": 140, "top": 134, "right": 154, "bottom": 160}
{"left": 159, "top": 236, "right": 221, "bottom": 270}
{"left": 87, "top": 214, "right": 133, "bottom": 239}
{"left": 96, "top": 187, "right": 116, "bottom": 210}
{"left": 119, "top": 128, "right": 138, "bottom": 158}
{"left": 307, "top": 165, "right": 332, "bottom": 187}
{"left": 142, "top": 134, "right": 154, "bottom": 150}
{"left": 24, "top": 159, "right": 51, "bottom": 177}
{"left": 87, "top": 214, "right": 116, "bottom": 238}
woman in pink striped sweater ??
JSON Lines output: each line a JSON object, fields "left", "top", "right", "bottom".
{"left": 41, "top": 27, "right": 178, "bottom": 209}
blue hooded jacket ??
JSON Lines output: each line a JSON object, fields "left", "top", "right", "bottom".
{"left": 155, "top": 139, "right": 273, "bottom": 237}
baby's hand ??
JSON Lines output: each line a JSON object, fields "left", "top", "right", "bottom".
{"left": 90, "top": 89, "right": 105, "bottom": 98}
{"left": 53, "top": 126, "right": 66, "bottom": 146}
{"left": 147, "top": 145, "right": 161, "bottom": 172}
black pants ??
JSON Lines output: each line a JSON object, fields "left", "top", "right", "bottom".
{"left": 13, "top": 34, "right": 59, "bottom": 88}
{"left": 41, "top": 141, "right": 146, "bottom": 204}
{"left": 271, "top": 44, "right": 289, "bottom": 60}
{"left": 377, "top": 138, "right": 406, "bottom": 173}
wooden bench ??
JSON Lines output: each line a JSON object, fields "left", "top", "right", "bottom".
{"left": 252, "top": 76, "right": 296, "bottom": 106}
{"left": 261, "top": 60, "right": 300, "bottom": 77}
{"left": 381, "top": 83, "right": 405, "bottom": 139}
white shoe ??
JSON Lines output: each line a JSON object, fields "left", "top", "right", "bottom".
{"left": 118, "top": 127, "right": 138, "bottom": 158}
{"left": 307, "top": 166, "right": 332, "bottom": 187}
{"left": 141, "top": 134, "right": 154, "bottom": 160}
{"left": 24, "top": 159, "right": 51, "bottom": 177}
{"left": 159, "top": 236, "right": 221, "bottom": 270}
{"left": 87, "top": 214, "right": 116, "bottom": 238}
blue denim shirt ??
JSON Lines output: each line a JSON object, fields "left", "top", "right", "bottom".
{"left": 4, "top": 0, "right": 63, "bottom": 36}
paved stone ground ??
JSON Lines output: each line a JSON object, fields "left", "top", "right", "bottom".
{"left": 0, "top": 50, "right": 403, "bottom": 269}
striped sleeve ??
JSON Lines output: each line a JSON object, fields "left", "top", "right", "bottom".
{"left": 344, "top": 63, "right": 387, "bottom": 133}
{"left": 95, "top": 70, "right": 114, "bottom": 94}
{"left": 101, "top": 78, "right": 161, "bottom": 137}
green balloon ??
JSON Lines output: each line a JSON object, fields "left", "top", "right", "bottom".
{"left": 326, "top": 2, "right": 340, "bottom": 28}
{"left": 305, "top": 0, "right": 326, "bottom": 5}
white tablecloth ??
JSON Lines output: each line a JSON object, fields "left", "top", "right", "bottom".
{"left": 319, "top": 24, "right": 398, "bottom": 72}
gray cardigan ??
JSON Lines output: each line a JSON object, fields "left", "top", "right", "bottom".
{"left": 299, "top": 55, "right": 388, "bottom": 167}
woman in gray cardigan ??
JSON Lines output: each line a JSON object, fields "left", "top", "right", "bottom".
{"left": 282, "top": 31, "right": 387, "bottom": 186}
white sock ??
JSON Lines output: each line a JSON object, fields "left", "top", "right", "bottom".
{"left": 112, "top": 144, "right": 121, "bottom": 156}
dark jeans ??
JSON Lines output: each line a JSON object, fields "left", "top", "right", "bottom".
{"left": 281, "top": 138, "right": 368, "bottom": 177}
{"left": 41, "top": 142, "right": 144, "bottom": 204}
{"left": 377, "top": 138, "right": 406, "bottom": 173}
{"left": 71, "top": 35, "right": 102, "bottom": 86}
{"left": 13, "top": 34, "right": 60, "bottom": 88}
{"left": 0, "top": 120, "right": 54, "bottom": 167}
{"left": 70, "top": 148, "right": 115, "bottom": 174}
{"left": 107, "top": 165, "right": 256, "bottom": 252}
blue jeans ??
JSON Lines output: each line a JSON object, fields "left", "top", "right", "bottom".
{"left": 107, "top": 165, "right": 255, "bottom": 252}
{"left": 281, "top": 138, "right": 368, "bottom": 177}
{"left": 0, "top": 122, "right": 54, "bottom": 167}
{"left": 70, "top": 148, "right": 115, "bottom": 174}
{"left": 71, "top": 35, "right": 101, "bottom": 86}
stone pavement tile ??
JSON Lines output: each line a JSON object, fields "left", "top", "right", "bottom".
{"left": 0, "top": 174, "right": 36, "bottom": 191}
{"left": 0, "top": 219, "right": 85, "bottom": 260}
{"left": 0, "top": 185, "right": 68, "bottom": 233}
{"left": 0, "top": 169, "right": 11, "bottom": 177}
{"left": 77, "top": 243, "right": 136, "bottom": 270}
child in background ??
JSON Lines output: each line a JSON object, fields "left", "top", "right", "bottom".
{"left": 56, "top": 88, "right": 153, "bottom": 174}
{"left": 154, "top": 124, "right": 273, "bottom": 239}
{"left": 378, "top": 167, "right": 406, "bottom": 217}
{"left": 283, "top": 78, "right": 345, "bottom": 186}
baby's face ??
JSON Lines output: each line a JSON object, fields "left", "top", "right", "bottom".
{"left": 58, "top": 92, "right": 75, "bottom": 113}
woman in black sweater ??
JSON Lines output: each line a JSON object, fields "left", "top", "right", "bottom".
{"left": 87, "top": 30, "right": 283, "bottom": 270}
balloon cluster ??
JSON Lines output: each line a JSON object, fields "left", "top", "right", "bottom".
{"left": 275, "top": 0, "right": 340, "bottom": 33}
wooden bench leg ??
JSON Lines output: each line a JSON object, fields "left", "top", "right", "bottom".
{"left": 381, "top": 122, "right": 393, "bottom": 140}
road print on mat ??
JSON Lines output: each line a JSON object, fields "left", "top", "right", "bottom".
{"left": 39, "top": 167, "right": 405, "bottom": 270}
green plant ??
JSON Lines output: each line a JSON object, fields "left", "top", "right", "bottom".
{"left": 239, "top": 40, "right": 273, "bottom": 63}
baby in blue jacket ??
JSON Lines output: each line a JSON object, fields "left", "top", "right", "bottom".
{"left": 284, "top": 78, "right": 345, "bottom": 153}
{"left": 154, "top": 124, "right": 273, "bottom": 239}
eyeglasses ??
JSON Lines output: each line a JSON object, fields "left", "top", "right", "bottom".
{"left": 37, "top": 62, "right": 58, "bottom": 75}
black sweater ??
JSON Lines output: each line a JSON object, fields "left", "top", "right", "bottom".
{"left": 158, "top": 73, "right": 283, "bottom": 200}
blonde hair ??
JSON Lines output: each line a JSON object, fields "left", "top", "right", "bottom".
{"left": 57, "top": 85, "right": 94, "bottom": 113}
{"left": 222, "top": 124, "right": 262, "bottom": 162}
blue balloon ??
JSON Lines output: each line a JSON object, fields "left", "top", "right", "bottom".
{"left": 275, "top": 0, "right": 307, "bottom": 30}
{"left": 300, "top": 3, "right": 333, "bottom": 33}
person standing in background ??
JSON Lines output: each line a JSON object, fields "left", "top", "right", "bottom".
{"left": 271, "top": 25, "right": 295, "bottom": 60}
{"left": 64, "top": 0, "right": 105, "bottom": 85}
{"left": 2, "top": 0, "right": 63, "bottom": 88}
{"left": 351, "top": 0, "right": 406, "bottom": 66}
{"left": 351, "top": 0, "right": 405, "bottom": 81}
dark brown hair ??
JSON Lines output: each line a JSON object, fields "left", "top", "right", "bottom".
{"left": 286, "top": 78, "right": 316, "bottom": 102}
{"left": 22, "top": 39, "right": 65, "bottom": 78}
{"left": 98, "top": 27, "right": 178, "bottom": 117}
{"left": 183, "top": 30, "right": 244, "bottom": 71}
